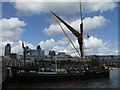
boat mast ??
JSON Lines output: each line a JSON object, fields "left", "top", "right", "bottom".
{"left": 80, "top": 0, "right": 83, "bottom": 24}
{"left": 79, "top": 1, "right": 86, "bottom": 67}
{"left": 50, "top": 1, "right": 87, "bottom": 68}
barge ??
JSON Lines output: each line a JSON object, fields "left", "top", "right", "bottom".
{"left": 13, "top": 2, "right": 110, "bottom": 83}
{"left": 16, "top": 70, "right": 109, "bottom": 82}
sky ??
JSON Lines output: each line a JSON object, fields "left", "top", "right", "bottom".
{"left": 0, "top": 0, "right": 119, "bottom": 57}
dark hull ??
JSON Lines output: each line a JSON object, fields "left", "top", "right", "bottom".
{"left": 15, "top": 70, "right": 110, "bottom": 83}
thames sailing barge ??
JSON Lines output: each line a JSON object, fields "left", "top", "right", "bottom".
{"left": 13, "top": 2, "right": 110, "bottom": 83}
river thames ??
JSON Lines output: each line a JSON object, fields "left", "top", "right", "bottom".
{"left": 2, "top": 67, "right": 119, "bottom": 90}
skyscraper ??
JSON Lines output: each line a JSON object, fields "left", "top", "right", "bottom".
{"left": 37, "top": 45, "right": 41, "bottom": 50}
{"left": 4, "top": 43, "right": 11, "bottom": 56}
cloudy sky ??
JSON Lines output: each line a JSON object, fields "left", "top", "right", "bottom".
{"left": 0, "top": 0, "right": 119, "bottom": 57}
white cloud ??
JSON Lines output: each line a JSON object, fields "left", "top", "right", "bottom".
{"left": 0, "top": 17, "right": 26, "bottom": 42}
{"left": 39, "top": 38, "right": 56, "bottom": 50}
{"left": 39, "top": 37, "right": 70, "bottom": 51}
{"left": 83, "top": 1, "right": 117, "bottom": 13}
{"left": 44, "top": 24, "right": 63, "bottom": 35}
{"left": 66, "top": 36, "right": 109, "bottom": 56}
{"left": 38, "top": 36, "right": 114, "bottom": 56}
{"left": 0, "top": 17, "right": 26, "bottom": 56}
{"left": 84, "top": 16, "right": 107, "bottom": 31}
{"left": 11, "top": 41, "right": 36, "bottom": 55}
{"left": 84, "top": 36, "right": 107, "bottom": 49}
{"left": 112, "top": 49, "right": 118, "bottom": 55}
{"left": 52, "top": 45, "right": 66, "bottom": 52}
{"left": 12, "top": 1, "right": 117, "bottom": 15}
{"left": 44, "top": 16, "right": 107, "bottom": 35}
{"left": 57, "top": 37, "right": 69, "bottom": 45}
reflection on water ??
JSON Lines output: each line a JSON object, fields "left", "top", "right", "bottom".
{"left": 4, "top": 68, "right": 120, "bottom": 88}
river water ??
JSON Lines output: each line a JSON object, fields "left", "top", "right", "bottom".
{"left": 2, "top": 68, "right": 120, "bottom": 89}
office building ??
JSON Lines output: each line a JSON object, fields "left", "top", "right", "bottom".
{"left": 26, "top": 45, "right": 44, "bottom": 57}
{"left": 4, "top": 43, "right": 11, "bottom": 56}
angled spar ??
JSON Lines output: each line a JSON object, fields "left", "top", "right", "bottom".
{"left": 50, "top": 11, "right": 86, "bottom": 66}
